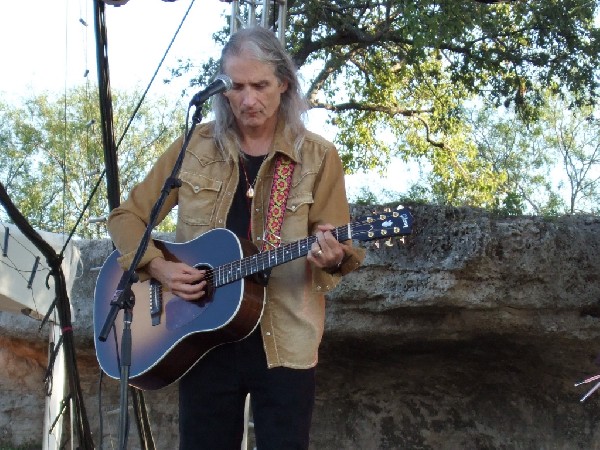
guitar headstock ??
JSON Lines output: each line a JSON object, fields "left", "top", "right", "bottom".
{"left": 351, "top": 205, "right": 413, "bottom": 243}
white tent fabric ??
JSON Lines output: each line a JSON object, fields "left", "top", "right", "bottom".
{"left": 0, "top": 223, "right": 80, "bottom": 320}
{"left": 43, "top": 323, "right": 68, "bottom": 450}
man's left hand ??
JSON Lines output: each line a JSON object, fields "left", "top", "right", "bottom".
{"left": 306, "top": 224, "right": 345, "bottom": 272}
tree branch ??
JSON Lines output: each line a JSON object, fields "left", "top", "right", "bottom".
{"left": 310, "top": 100, "right": 432, "bottom": 117}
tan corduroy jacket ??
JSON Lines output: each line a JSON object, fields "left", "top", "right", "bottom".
{"left": 107, "top": 120, "right": 364, "bottom": 368}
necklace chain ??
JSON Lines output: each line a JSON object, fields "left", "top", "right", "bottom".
{"left": 240, "top": 154, "right": 267, "bottom": 199}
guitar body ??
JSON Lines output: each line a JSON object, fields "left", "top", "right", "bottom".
{"left": 94, "top": 228, "right": 266, "bottom": 390}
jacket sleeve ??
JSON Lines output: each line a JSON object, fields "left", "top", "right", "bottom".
{"left": 308, "top": 145, "right": 365, "bottom": 293}
{"left": 106, "top": 136, "right": 183, "bottom": 281}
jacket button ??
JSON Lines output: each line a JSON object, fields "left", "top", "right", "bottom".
{"left": 193, "top": 186, "right": 200, "bottom": 193}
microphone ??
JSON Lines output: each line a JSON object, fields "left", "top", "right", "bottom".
{"left": 189, "top": 75, "right": 233, "bottom": 107}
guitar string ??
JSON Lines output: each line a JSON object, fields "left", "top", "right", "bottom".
{"left": 199, "top": 217, "right": 406, "bottom": 286}
{"left": 204, "top": 218, "right": 399, "bottom": 285}
{"left": 209, "top": 229, "right": 335, "bottom": 285}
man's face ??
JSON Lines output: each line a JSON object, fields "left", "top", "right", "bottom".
{"left": 222, "top": 55, "right": 288, "bottom": 133}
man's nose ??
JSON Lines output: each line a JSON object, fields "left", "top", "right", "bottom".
{"left": 241, "top": 87, "right": 258, "bottom": 106}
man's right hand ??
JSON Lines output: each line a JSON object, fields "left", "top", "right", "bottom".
{"left": 146, "top": 257, "right": 207, "bottom": 301}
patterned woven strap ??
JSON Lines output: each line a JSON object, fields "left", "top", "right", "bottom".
{"left": 262, "top": 155, "right": 295, "bottom": 251}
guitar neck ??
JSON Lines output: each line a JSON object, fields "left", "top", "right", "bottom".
{"left": 212, "top": 224, "right": 351, "bottom": 288}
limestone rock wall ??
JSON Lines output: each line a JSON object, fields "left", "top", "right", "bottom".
{"left": 2, "top": 205, "right": 600, "bottom": 449}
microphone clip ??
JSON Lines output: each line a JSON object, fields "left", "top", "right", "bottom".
{"left": 189, "top": 75, "right": 233, "bottom": 108}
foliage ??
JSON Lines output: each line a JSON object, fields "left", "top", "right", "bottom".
{"left": 175, "top": 0, "right": 600, "bottom": 210}
{"left": 353, "top": 186, "right": 382, "bottom": 205}
{"left": 291, "top": 0, "right": 599, "bottom": 207}
{"left": 3, "top": 1, "right": 598, "bottom": 226}
{"left": 541, "top": 97, "right": 600, "bottom": 214}
{"left": 468, "top": 92, "right": 600, "bottom": 215}
{"left": 0, "top": 87, "right": 184, "bottom": 238}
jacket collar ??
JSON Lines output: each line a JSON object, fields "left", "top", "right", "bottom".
{"left": 268, "top": 118, "right": 302, "bottom": 164}
{"left": 199, "top": 118, "right": 303, "bottom": 164}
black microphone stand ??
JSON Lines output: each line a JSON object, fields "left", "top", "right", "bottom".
{"left": 98, "top": 104, "right": 205, "bottom": 450}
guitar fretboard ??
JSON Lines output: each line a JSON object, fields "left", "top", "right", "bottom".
{"left": 212, "top": 224, "right": 352, "bottom": 288}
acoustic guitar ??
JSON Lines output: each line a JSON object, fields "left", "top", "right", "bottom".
{"left": 94, "top": 206, "right": 413, "bottom": 390}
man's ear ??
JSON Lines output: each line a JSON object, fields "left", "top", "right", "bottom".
{"left": 279, "top": 79, "right": 289, "bottom": 94}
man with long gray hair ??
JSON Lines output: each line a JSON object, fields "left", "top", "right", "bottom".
{"left": 107, "top": 26, "right": 363, "bottom": 449}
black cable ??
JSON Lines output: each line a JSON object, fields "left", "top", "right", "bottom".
{"left": 115, "top": 0, "right": 198, "bottom": 152}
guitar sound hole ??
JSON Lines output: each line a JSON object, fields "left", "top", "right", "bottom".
{"left": 193, "top": 264, "right": 215, "bottom": 302}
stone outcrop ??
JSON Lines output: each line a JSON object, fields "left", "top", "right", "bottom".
{"left": 2, "top": 204, "right": 600, "bottom": 449}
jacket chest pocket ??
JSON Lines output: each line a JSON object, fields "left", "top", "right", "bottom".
{"left": 281, "top": 192, "right": 314, "bottom": 240}
{"left": 178, "top": 171, "right": 222, "bottom": 226}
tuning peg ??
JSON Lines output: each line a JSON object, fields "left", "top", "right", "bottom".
{"left": 385, "top": 238, "right": 394, "bottom": 247}
{"left": 393, "top": 205, "right": 404, "bottom": 217}
{"left": 374, "top": 241, "right": 380, "bottom": 249}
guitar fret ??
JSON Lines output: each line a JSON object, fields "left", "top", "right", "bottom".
{"left": 258, "top": 253, "right": 266, "bottom": 271}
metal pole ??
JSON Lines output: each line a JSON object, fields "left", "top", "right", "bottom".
{"left": 93, "top": 0, "right": 121, "bottom": 212}
{"left": 225, "top": 0, "right": 286, "bottom": 44}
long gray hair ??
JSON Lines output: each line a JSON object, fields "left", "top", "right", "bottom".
{"left": 212, "top": 26, "right": 308, "bottom": 158}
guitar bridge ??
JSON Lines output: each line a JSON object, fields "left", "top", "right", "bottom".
{"left": 149, "top": 278, "right": 162, "bottom": 326}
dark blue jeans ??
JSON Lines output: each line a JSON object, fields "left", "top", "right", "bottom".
{"left": 178, "top": 327, "right": 316, "bottom": 450}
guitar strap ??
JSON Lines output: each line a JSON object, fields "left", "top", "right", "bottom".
{"left": 262, "top": 154, "right": 295, "bottom": 251}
